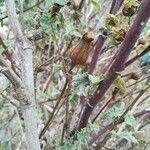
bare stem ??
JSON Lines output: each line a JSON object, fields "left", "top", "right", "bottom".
{"left": 77, "top": 0, "right": 150, "bottom": 131}
{"left": 110, "top": 0, "right": 124, "bottom": 14}
{"left": 88, "top": 35, "right": 106, "bottom": 74}
{"left": 89, "top": 84, "right": 150, "bottom": 146}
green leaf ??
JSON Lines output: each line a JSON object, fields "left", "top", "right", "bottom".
{"left": 107, "top": 102, "right": 125, "bottom": 120}
{"left": 125, "top": 111, "right": 138, "bottom": 128}
{"left": 141, "top": 52, "right": 150, "bottom": 65}
{"left": 61, "top": 125, "right": 89, "bottom": 150}
{"left": 60, "top": 143, "right": 73, "bottom": 150}
{"left": 72, "top": 72, "right": 89, "bottom": 88}
{"left": 70, "top": 93, "right": 78, "bottom": 109}
{"left": 107, "top": 37, "right": 119, "bottom": 49}
{"left": 137, "top": 80, "right": 148, "bottom": 90}
{"left": 55, "top": 13, "right": 65, "bottom": 28}
{"left": 53, "top": 64, "right": 63, "bottom": 72}
{"left": 91, "top": 0, "right": 102, "bottom": 11}
{"left": 0, "top": 141, "right": 9, "bottom": 150}
{"left": 76, "top": 128, "right": 89, "bottom": 146}
{"left": 114, "top": 76, "right": 126, "bottom": 92}
{"left": 72, "top": 73, "right": 104, "bottom": 96}
{"left": 71, "top": 30, "right": 82, "bottom": 37}
{"left": 0, "top": 0, "right": 4, "bottom": 5}
{"left": 77, "top": 85, "right": 90, "bottom": 96}
{"left": 55, "top": 0, "right": 69, "bottom": 6}
{"left": 89, "top": 122, "right": 100, "bottom": 133}
{"left": 99, "top": 25, "right": 112, "bottom": 34}
{"left": 45, "top": 0, "right": 53, "bottom": 8}
{"left": 65, "top": 22, "right": 82, "bottom": 37}
{"left": 88, "top": 74, "right": 104, "bottom": 84}
{"left": 72, "top": 72, "right": 90, "bottom": 96}
{"left": 112, "top": 131, "right": 138, "bottom": 144}
{"left": 40, "top": 12, "right": 51, "bottom": 29}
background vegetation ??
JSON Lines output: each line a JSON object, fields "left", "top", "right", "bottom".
{"left": 0, "top": 0, "right": 150, "bottom": 149}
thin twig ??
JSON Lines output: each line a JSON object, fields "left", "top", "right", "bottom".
{"left": 127, "top": 74, "right": 150, "bottom": 88}
{"left": 92, "top": 89, "right": 118, "bottom": 123}
{"left": 39, "top": 64, "right": 73, "bottom": 138}
{"left": 42, "top": 71, "right": 54, "bottom": 93}
{"left": 39, "top": 77, "right": 69, "bottom": 138}
{"left": 125, "top": 46, "right": 150, "bottom": 67}
{"left": 0, "top": 58, "right": 22, "bottom": 88}
{"left": 78, "top": 0, "right": 86, "bottom": 11}
{"left": 110, "top": 0, "right": 124, "bottom": 14}
{"left": 34, "top": 55, "right": 62, "bottom": 74}
{"left": 60, "top": 83, "right": 70, "bottom": 145}
{"left": 0, "top": 36, "right": 20, "bottom": 77}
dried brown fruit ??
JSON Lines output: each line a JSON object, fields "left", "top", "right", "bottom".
{"left": 69, "top": 27, "right": 95, "bottom": 66}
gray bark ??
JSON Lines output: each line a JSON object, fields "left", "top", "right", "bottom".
{"left": 4, "top": 0, "right": 41, "bottom": 149}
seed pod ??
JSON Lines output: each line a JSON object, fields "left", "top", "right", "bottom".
{"left": 106, "top": 14, "right": 118, "bottom": 27}
{"left": 112, "top": 26, "right": 128, "bottom": 42}
{"left": 122, "top": 5, "right": 137, "bottom": 16}
{"left": 69, "top": 28, "right": 95, "bottom": 66}
{"left": 131, "top": 72, "right": 141, "bottom": 80}
{"left": 122, "top": 0, "right": 139, "bottom": 17}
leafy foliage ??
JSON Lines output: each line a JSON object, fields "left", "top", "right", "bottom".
{"left": 0, "top": 0, "right": 149, "bottom": 149}
{"left": 60, "top": 122, "right": 100, "bottom": 150}
{"left": 107, "top": 106, "right": 139, "bottom": 146}
{"left": 107, "top": 102, "right": 125, "bottom": 121}
{"left": 72, "top": 72, "right": 104, "bottom": 96}
{"left": 124, "top": 111, "right": 138, "bottom": 128}
{"left": 88, "top": 74, "right": 104, "bottom": 84}
{"left": 91, "top": 0, "right": 102, "bottom": 11}
{"left": 111, "top": 130, "right": 138, "bottom": 145}
{"left": 72, "top": 72, "right": 90, "bottom": 96}
{"left": 0, "top": 141, "right": 9, "bottom": 150}
{"left": 64, "top": 22, "right": 82, "bottom": 37}
{"left": 55, "top": 0, "right": 70, "bottom": 6}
